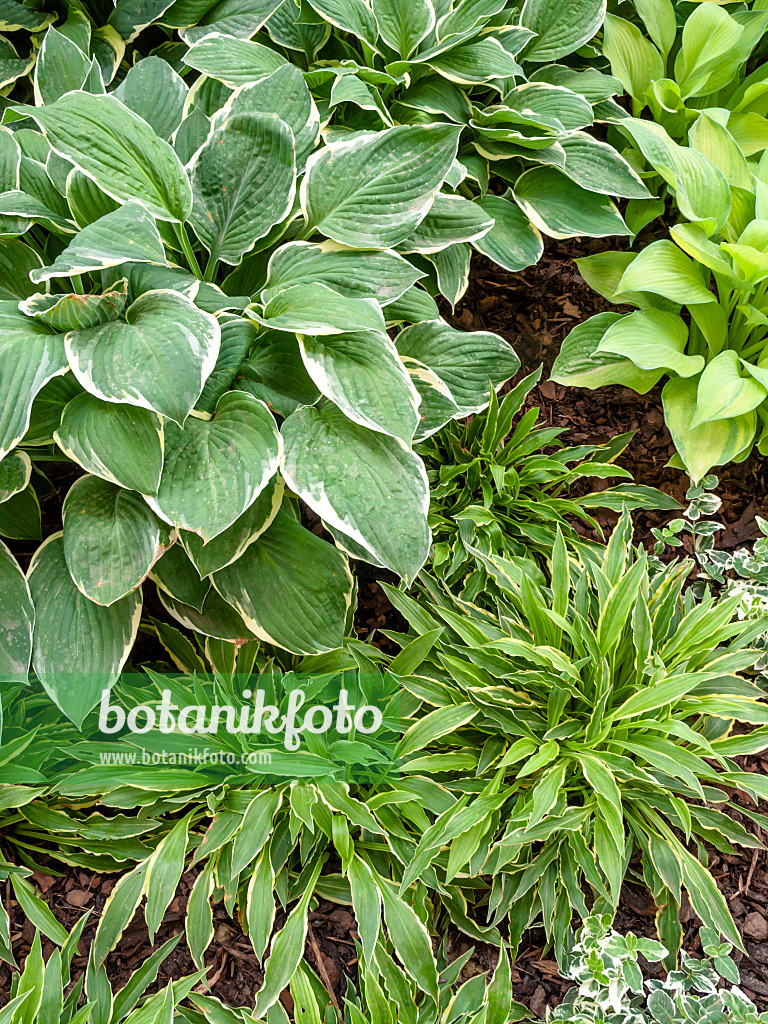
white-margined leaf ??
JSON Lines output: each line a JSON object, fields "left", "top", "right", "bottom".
{"left": 560, "top": 132, "right": 652, "bottom": 198}
{"left": 0, "top": 238, "right": 44, "bottom": 300}
{"left": 423, "top": 242, "right": 470, "bottom": 308}
{"left": 107, "top": 0, "right": 175, "bottom": 43}
{"left": 196, "top": 316, "right": 255, "bottom": 415}
{"left": 34, "top": 27, "right": 91, "bottom": 106}
{"left": 27, "top": 533, "right": 141, "bottom": 727}
{"left": 65, "top": 289, "right": 220, "bottom": 426}
{"left": 281, "top": 402, "right": 430, "bottom": 581}
{"left": 0, "top": 539, "right": 33, "bottom": 678}
{"left": 521, "top": 0, "right": 607, "bottom": 61}
{"left": 306, "top": 0, "right": 379, "bottom": 49}
{"left": 183, "top": 32, "right": 287, "bottom": 86}
{"left": 401, "top": 356, "right": 461, "bottom": 441}
{"left": 248, "top": 282, "right": 386, "bottom": 334}
{"left": 177, "top": 0, "right": 289, "bottom": 44}
{"left": 397, "top": 193, "right": 493, "bottom": 253}
{"left": 372, "top": 0, "right": 434, "bottom": 58}
{"left": 112, "top": 56, "right": 188, "bottom": 140}
{"left": 513, "top": 166, "right": 630, "bottom": 239}
{"left": 425, "top": 38, "right": 523, "bottom": 85}
{"left": 20, "top": 283, "right": 127, "bottom": 332}
{"left": 471, "top": 194, "right": 543, "bottom": 272}
{"left": 0, "top": 450, "right": 30, "bottom": 502}
{"left": 159, "top": 586, "right": 255, "bottom": 641}
{"left": 145, "top": 392, "right": 281, "bottom": 541}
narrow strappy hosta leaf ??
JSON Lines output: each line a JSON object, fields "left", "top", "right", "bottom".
{"left": 0, "top": 303, "right": 69, "bottom": 461}
{"left": 213, "top": 508, "right": 353, "bottom": 654}
{"left": 281, "top": 402, "right": 430, "bottom": 582}
{"left": 145, "top": 392, "right": 281, "bottom": 541}
{"left": 189, "top": 111, "right": 296, "bottom": 266}
{"left": 0, "top": 540, "right": 34, "bottom": 679}
{"left": 62, "top": 475, "right": 169, "bottom": 606}
{"left": 55, "top": 393, "right": 164, "bottom": 495}
{"left": 22, "top": 91, "right": 193, "bottom": 222}
{"left": 301, "top": 123, "right": 462, "bottom": 248}
{"left": 29, "top": 204, "right": 168, "bottom": 283}
{"left": 64, "top": 289, "right": 220, "bottom": 426}
{"left": 27, "top": 534, "right": 141, "bottom": 727}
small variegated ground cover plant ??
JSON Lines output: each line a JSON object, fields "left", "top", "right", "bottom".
{"left": 419, "top": 367, "right": 681, "bottom": 600}
{"left": 380, "top": 514, "right": 768, "bottom": 964}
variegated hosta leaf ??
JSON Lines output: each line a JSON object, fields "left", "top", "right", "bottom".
{"left": 0, "top": 449, "right": 31, "bottom": 502}
{"left": 301, "top": 123, "right": 462, "bottom": 248}
{"left": 0, "top": 485, "right": 40, "bottom": 541}
{"left": 159, "top": 586, "right": 255, "bottom": 642}
{"left": 514, "top": 167, "right": 631, "bottom": 239}
{"left": 472, "top": 194, "right": 544, "bottom": 273}
{"left": 0, "top": 302, "right": 69, "bottom": 461}
{"left": 34, "top": 26, "right": 91, "bottom": 107}
{"left": 145, "top": 392, "right": 282, "bottom": 542}
{"left": 213, "top": 508, "right": 353, "bottom": 654}
{"left": 22, "top": 91, "right": 193, "bottom": 222}
{"left": 372, "top": 0, "right": 434, "bottom": 58}
{"left": 220, "top": 65, "right": 320, "bottom": 170}
{"left": 23, "top": 375, "right": 85, "bottom": 447}
{"left": 196, "top": 316, "right": 256, "bottom": 415}
{"left": 183, "top": 33, "right": 287, "bottom": 87}
{"left": 521, "top": 0, "right": 608, "bottom": 62}
{"left": 27, "top": 533, "right": 142, "bottom": 727}
{"left": 401, "top": 357, "right": 460, "bottom": 441}
{"left": 189, "top": 110, "right": 296, "bottom": 266}
{"left": 177, "top": 0, "right": 289, "bottom": 45}
{"left": 55, "top": 393, "right": 164, "bottom": 495}
{"left": 281, "top": 402, "right": 430, "bottom": 582}
{"left": 238, "top": 329, "right": 320, "bottom": 417}
{"left": 0, "top": 539, "right": 34, "bottom": 679}
{"left": 0, "top": 33, "right": 35, "bottom": 92}
{"left": 20, "top": 281, "right": 127, "bottom": 331}
{"left": 62, "top": 475, "right": 170, "bottom": 606}
{"left": 397, "top": 194, "right": 494, "bottom": 254}
{"left": 262, "top": 241, "right": 424, "bottom": 306}
{"left": 64, "top": 289, "right": 220, "bottom": 426}
{"left": 396, "top": 319, "right": 521, "bottom": 416}
{"left": 112, "top": 56, "right": 188, "bottom": 141}
{"left": 150, "top": 542, "right": 211, "bottom": 611}
{"left": 181, "top": 473, "right": 284, "bottom": 576}
{"left": 29, "top": 203, "right": 168, "bottom": 284}
{"left": 298, "top": 330, "right": 421, "bottom": 443}
{"left": 107, "top": 0, "right": 175, "bottom": 43}
{"left": 249, "top": 283, "right": 386, "bottom": 334}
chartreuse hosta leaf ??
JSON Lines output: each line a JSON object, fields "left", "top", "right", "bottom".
{"left": 145, "top": 392, "right": 281, "bottom": 541}
{"left": 0, "top": 302, "right": 69, "bottom": 461}
{"left": 301, "top": 123, "right": 462, "bottom": 248}
{"left": 281, "top": 402, "right": 430, "bottom": 582}
{"left": 21, "top": 91, "right": 192, "bottom": 222}
{"left": 189, "top": 111, "right": 296, "bottom": 267}
{"left": 65, "top": 289, "right": 220, "bottom": 426}
{"left": 0, "top": 539, "right": 33, "bottom": 679}
{"left": 62, "top": 475, "right": 171, "bottom": 606}
{"left": 0, "top": 449, "right": 30, "bottom": 502}
{"left": 54, "top": 393, "right": 164, "bottom": 495}
{"left": 27, "top": 534, "right": 141, "bottom": 727}
{"left": 213, "top": 508, "right": 353, "bottom": 654}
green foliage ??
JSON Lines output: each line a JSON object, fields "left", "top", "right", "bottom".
{"left": 419, "top": 366, "right": 681, "bottom": 598}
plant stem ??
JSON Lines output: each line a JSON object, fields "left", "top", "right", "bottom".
{"left": 203, "top": 252, "right": 219, "bottom": 283}
{"left": 176, "top": 222, "right": 203, "bottom": 280}
{"left": 71, "top": 275, "right": 85, "bottom": 295}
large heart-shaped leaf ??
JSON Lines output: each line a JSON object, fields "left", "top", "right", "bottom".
{"left": 22, "top": 92, "right": 193, "bottom": 222}
{"left": 281, "top": 402, "right": 430, "bottom": 581}
{"left": 145, "top": 392, "right": 281, "bottom": 541}
{"left": 213, "top": 508, "right": 353, "bottom": 654}
{"left": 55, "top": 393, "right": 164, "bottom": 495}
{"left": 65, "top": 289, "right": 220, "bottom": 426}
{"left": 27, "top": 534, "right": 141, "bottom": 727}
{"left": 0, "top": 303, "right": 69, "bottom": 461}
{"left": 0, "top": 539, "right": 34, "bottom": 679}
{"left": 301, "top": 123, "right": 461, "bottom": 248}
{"left": 62, "top": 475, "right": 170, "bottom": 606}
{"left": 190, "top": 111, "right": 296, "bottom": 266}
{"left": 298, "top": 330, "right": 420, "bottom": 443}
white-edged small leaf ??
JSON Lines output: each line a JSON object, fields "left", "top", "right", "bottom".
{"left": 112, "top": 56, "right": 188, "bottom": 140}
{"left": 472, "top": 194, "right": 543, "bottom": 272}
{"left": 183, "top": 32, "right": 287, "bottom": 87}
{"left": 0, "top": 450, "right": 31, "bottom": 502}
{"left": 0, "top": 539, "right": 33, "bottom": 679}
{"left": 514, "top": 166, "right": 630, "bottom": 239}
{"left": 397, "top": 193, "right": 493, "bottom": 254}
{"left": 249, "top": 283, "right": 386, "bottom": 335}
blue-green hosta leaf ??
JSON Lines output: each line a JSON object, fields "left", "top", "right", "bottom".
{"left": 521, "top": 0, "right": 607, "bottom": 62}
{"left": 189, "top": 111, "right": 296, "bottom": 266}
{"left": 298, "top": 330, "right": 420, "bottom": 443}
{"left": 20, "top": 282, "right": 127, "bottom": 332}
{"left": 145, "top": 392, "right": 281, "bottom": 541}
{"left": 66, "top": 168, "right": 120, "bottom": 229}
{"left": 560, "top": 133, "right": 652, "bottom": 199}
{"left": 598, "top": 310, "right": 703, "bottom": 377}
{"left": 238, "top": 329, "right": 320, "bottom": 417}
{"left": 181, "top": 473, "right": 284, "bottom": 575}
{"left": 530, "top": 64, "right": 622, "bottom": 102}
{"left": 397, "top": 194, "right": 493, "bottom": 254}
{"left": 513, "top": 167, "right": 630, "bottom": 239}
{"left": 249, "top": 283, "right": 386, "bottom": 334}
{"left": 55, "top": 393, "right": 164, "bottom": 495}
{"left": 0, "top": 33, "right": 34, "bottom": 90}
{"left": 177, "top": 0, "right": 289, "bottom": 44}
{"left": 174, "top": 106, "right": 211, "bottom": 166}
{"left": 0, "top": 450, "right": 30, "bottom": 502}
{"left": 23, "top": 376, "right": 85, "bottom": 447}
{"left": 662, "top": 376, "right": 758, "bottom": 483}
{"left": 34, "top": 27, "right": 91, "bottom": 106}
{"left": 503, "top": 83, "right": 594, "bottom": 131}
{"left": 183, "top": 33, "right": 287, "bottom": 87}
{"left": 212, "top": 507, "right": 353, "bottom": 654}
{"left": 301, "top": 123, "right": 461, "bottom": 248}
{"left": 281, "top": 402, "right": 430, "bottom": 581}
{"left": 396, "top": 77, "right": 472, "bottom": 125}
{"left": 306, "top": 0, "right": 379, "bottom": 48}
{"left": 0, "top": 303, "right": 68, "bottom": 461}
{"left": 262, "top": 241, "right": 424, "bottom": 306}
{"left": 372, "top": 0, "right": 434, "bottom": 58}
{"left": 472, "top": 194, "right": 543, "bottom": 273}
{"left": 329, "top": 74, "right": 394, "bottom": 127}
{"left": 64, "top": 289, "right": 220, "bottom": 426}
{"left": 0, "top": 189, "right": 77, "bottom": 236}
{"left": 21, "top": 92, "right": 193, "bottom": 222}
{"left": 396, "top": 319, "right": 520, "bottom": 416}
{"left": 112, "top": 57, "right": 188, "bottom": 141}
{"left": 551, "top": 312, "right": 665, "bottom": 393}
{"left": 425, "top": 242, "right": 471, "bottom": 308}
{"left": 422, "top": 39, "right": 523, "bottom": 86}
{"left": 63, "top": 475, "right": 170, "bottom": 606}
{"left": 151, "top": 542, "right": 211, "bottom": 611}
{"left": 693, "top": 350, "right": 767, "bottom": 427}
{"left": 219, "top": 64, "right": 320, "bottom": 169}
{"left": 90, "top": 26, "right": 124, "bottom": 86}
{"left": 435, "top": 0, "right": 509, "bottom": 40}
{"left": 27, "top": 534, "right": 141, "bottom": 728}
{"left": 30, "top": 204, "right": 168, "bottom": 284}
{"left": 0, "top": 239, "right": 43, "bottom": 300}
{"left": 0, "top": 539, "right": 33, "bottom": 679}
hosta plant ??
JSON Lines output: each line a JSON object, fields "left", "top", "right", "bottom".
{"left": 419, "top": 366, "right": 680, "bottom": 599}
{"left": 382, "top": 513, "right": 768, "bottom": 963}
